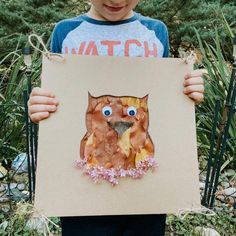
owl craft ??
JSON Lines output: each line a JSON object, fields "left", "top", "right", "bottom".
{"left": 76, "top": 94, "right": 157, "bottom": 185}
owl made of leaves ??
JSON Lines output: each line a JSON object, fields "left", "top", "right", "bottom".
{"left": 77, "top": 94, "right": 157, "bottom": 185}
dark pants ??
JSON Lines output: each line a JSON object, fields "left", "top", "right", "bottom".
{"left": 61, "top": 214, "right": 166, "bottom": 236}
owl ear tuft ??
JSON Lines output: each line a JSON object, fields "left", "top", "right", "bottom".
{"left": 88, "top": 92, "right": 97, "bottom": 111}
{"left": 141, "top": 94, "right": 149, "bottom": 103}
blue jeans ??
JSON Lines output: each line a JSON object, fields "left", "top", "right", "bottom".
{"left": 61, "top": 214, "right": 166, "bottom": 236}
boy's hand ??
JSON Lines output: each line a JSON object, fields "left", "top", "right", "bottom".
{"left": 183, "top": 70, "right": 204, "bottom": 104}
{"left": 28, "top": 87, "right": 59, "bottom": 123}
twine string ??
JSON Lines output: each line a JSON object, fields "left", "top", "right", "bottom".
{"left": 15, "top": 201, "right": 59, "bottom": 236}
{"left": 31, "top": 209, "right": 60, "bottom": 236}
{"left": 28, "top": 34, "right": 65, "bottom": 62}
{"left": 36, "top": 208, "right": 60, "bottom": 234}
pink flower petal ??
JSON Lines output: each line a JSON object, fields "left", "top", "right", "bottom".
{"left": 75, "top": 157, "right": 158, "bottom": 186}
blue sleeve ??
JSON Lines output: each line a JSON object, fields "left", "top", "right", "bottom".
{"left": 50, "top": 16, "right": 84, "bottom": 53}
{"left": 159, "top": 23, "right": 169, "bottom": 57}
{"left": 50, "top": 23, "right": 62, "bottom": 53}
{"left": 138, "top": 15, "right": 169, "bottom": 57}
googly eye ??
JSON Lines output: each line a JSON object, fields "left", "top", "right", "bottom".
{"left": 102, "top": 106, "right": 112, "bottom": 117}
{"left": 127, "top": 106, "right": 137, "bottom": 116}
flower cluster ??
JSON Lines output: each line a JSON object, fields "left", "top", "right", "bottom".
{"left": 76, "top": 157, "right": 158, "bottom": 186}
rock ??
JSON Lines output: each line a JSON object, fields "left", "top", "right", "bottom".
{"left": 13, "top": 173, "right": 28, "bottom": 183}
{"left": 223, "top": 188, "right": 236, "bottom": 197}
{"left": 195, "top": 227, "right": 221, "bottom": 236}
{"left": 213, "top": 206, "right": 222, "bottom": 212}
{"left": 199, "top": 182, "right": 205, "bottom": 190}
{"left": 199, "top": 174, "right": 206, "bottom": 182}
{"left": 226, "top": 196, "right": 235, "bottom": 207}
{"left": 22, "top": 190, "right": 29, "bottom": 196}
{"left": 0, "top": 197, "right": 10, "bottom": 203}
{"left": 216, "top": 194, "right": 225, "bottom": 202}
{"left": 17, "top": 183, "right": 26, "bottom": 191}
{"left": 1, "top": 206, "right": 10, "bottom": 213}
{"left": 226, "top": 169, "right": 235, "bottom": 177}
{"left": 0, "top": 184, "right": 5, "bottom": 192}
{"left": 10, "top": 183, "right": 17, "bottom": 189}
{"left": 0, "top": 165, "right": 7, "bottom": 173}
{"left": 221, "top": 181, "right": 230, "bottom": 188}
{"left": 8, "top": 188, "right": 27, "bottom": 200}
{"left": 11, "top": 153, "right": 29, "bottom": 173}
{"left": 0, "top": 165, "right": 7, "bottom": 178}
{"left": 26, "top": 217, "right": 47, "bottom": 235}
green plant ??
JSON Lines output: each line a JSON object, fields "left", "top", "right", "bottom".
{"left": 0, "top": 0, "right": 90, "bottom": 61}
{"left": 0, "top": 202, "right": 61, "bottom": 236}
{"left": 136, "top": 0, "right": 236, "bottom": 59}
{"left": 195, "top": 25, "right": 236, "bottom": 170}
{"left": 0, "top": 39, "right": 42, "bottom": 171}
{"left": 166, "top": 208, "right": 236, "bottom": 236}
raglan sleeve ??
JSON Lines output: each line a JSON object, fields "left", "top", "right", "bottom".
{"left": 50, "top": 23, "right": 62, "bottom": 53}
{"left": 141, "top": 17, "right": 170, "bottom": 58}
{"left": 159, "top": 22, "right": 169, "bottom": 58}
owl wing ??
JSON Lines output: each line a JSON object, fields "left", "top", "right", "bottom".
{"left": 135, "top": 135, "right": 155, "bottom": 165}
{"left": 80, "top": 133, "right": 99, "bottom": 165}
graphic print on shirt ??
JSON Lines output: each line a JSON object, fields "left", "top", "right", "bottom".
{"left": 62, "top": 21, "right": 163, "bottom": 57}
{"left": 51, "top": 14, "right": 169, "bottom": 57}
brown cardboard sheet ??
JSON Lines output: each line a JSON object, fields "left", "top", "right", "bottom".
{"left": 34, "top": 55, "right": 200, "bottom": 217}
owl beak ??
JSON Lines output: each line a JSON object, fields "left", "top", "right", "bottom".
{"left": 108, "top": 121, "right": 133, "bottom": 136}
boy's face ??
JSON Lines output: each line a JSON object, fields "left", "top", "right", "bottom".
{"left": 89, "top": 0, "right": 139, "bottom": 21}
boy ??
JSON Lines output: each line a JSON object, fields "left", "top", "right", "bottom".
{"left": 28, "top": 1, "right": 204, "bottom": 235}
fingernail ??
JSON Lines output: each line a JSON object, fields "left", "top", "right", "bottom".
{"left": 50, "top": 106, "right": 57, "bottom": 111}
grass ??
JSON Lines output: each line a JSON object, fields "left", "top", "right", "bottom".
{"left": 166, "top": 208, "right": 236, "bottom": 235}
{"left": 195, "top": 28, "right": 236, "bottom": 170}
{"left": 0, "top": 202, "right": 235, "bottom": 235}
